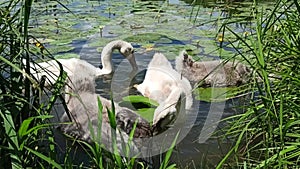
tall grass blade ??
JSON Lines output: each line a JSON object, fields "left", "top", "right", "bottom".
{"left": 1, "top": 110, "right": 22, "bottom": 168}
{"left": 107, "top": 97, "right": 124, "bottom": 168}
{"left": 0, "top": 55, "right": 37, "bottom": 85}
{"left": 97, "top": 96, "right": 103, "bottom": 142}
{"left": 159, "top": 132, "right": 179, "bottom": 169}
{"left": 25, "top": 146, "right": 62, "bottom": 169}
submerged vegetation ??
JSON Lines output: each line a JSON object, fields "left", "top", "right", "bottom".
{"left": 1, "top": 0, "right": 300, "bottom": 168}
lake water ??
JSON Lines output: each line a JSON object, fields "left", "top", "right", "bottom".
{"left": 28, "top": 0, "right": 273, "bottom": 167}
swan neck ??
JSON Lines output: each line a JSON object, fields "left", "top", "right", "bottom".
{"left": 100, "top": 41, "right": 123, "bottom": 74}
{"left": 175, "top": 55, "right": 183, "bottom": 72}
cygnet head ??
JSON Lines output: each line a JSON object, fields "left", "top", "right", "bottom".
{"left": 176, "top": 50, "right": 193, "bottom": 73}
{"left": 152, "top": 92, "right": 186, "bottom": 135}
{"left": 181, "top": 50, "right": 194, "bottom": 67}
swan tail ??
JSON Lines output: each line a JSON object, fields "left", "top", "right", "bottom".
{"left": 149, "top": 53, "right": 172, "bottom": 69}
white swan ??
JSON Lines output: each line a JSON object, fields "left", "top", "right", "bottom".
{"left": 175, "top": 50, "right": 251, "bottom": 87}
{"left": 134, "top": 53, "right": 193, "bottom": 124}
{"left": 25, "top": 40, "right": 137, "bottom": 86}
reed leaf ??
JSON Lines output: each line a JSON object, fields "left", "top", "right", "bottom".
{"left": 159, "top": 132, "right": 179, "bottom": 169}
{"left": 217, "top": 0, "right": 300, "bottom": 168}
{"left": 25, "top": 146, "right": 62, "bottom": 169}
{"left": 1, "top": 110, "right": 22, "bottom": 168}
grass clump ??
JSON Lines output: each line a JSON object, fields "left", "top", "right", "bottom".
{"left": 0, "top": 1, "right": 178, "bottom": 168}
{"left": 217, "top": 0, "right": 300, "bottom": 168}
{"left": 0, "top": 0, "right": 68, "bottom": 168}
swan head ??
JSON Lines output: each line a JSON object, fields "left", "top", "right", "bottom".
{"left": 100, "top": 40, "right": 138, "bottom": 74}
{"left": 152, "top": 92, "right": 186, "bottom": 134}
{"left": 119, "top": 43, "right": 138, "bottom": 71}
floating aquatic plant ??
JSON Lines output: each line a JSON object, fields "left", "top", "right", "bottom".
{"left": 119, "top": 95, "right": 158, "bottom": 122}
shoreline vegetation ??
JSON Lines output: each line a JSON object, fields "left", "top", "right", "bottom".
{"left": 1, "top": 0, "right": 299, "bottom": 168}
{"left": 216, "top": 0, "right": 300, "bottom": 168}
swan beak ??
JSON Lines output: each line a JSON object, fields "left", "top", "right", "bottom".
{"left": 133, "top": 84, "right": 138, "bottom": 89}
{"left": 128, "top": 53, "right": 138, "bottom": 71}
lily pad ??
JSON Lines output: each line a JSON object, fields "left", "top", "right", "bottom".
{"left": 55, "top": 53, "right": 80, "bottom": 59}
{"left": 48, "top": 45, "right": 75, "bottom": 54}
{"left": 122, "top": 95, "right": 159, "bottom": 107}
{"left": 50, "top": 39, "right": 73, "bottom": 46}
{"left": 194, "top": 87, "right": 244, "bottom": 102}
{"left": 124, "top": 33, "right": 164, "bottom": 44}
{"left": 119, "top": 95, "right": 158, "bottom": 122}
{"left": 136, "top": 108, "right": 155, "bottom": 122}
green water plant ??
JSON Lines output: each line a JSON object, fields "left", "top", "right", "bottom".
{"left": 120, "top": 95, "right": 159, "bottom": 122}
